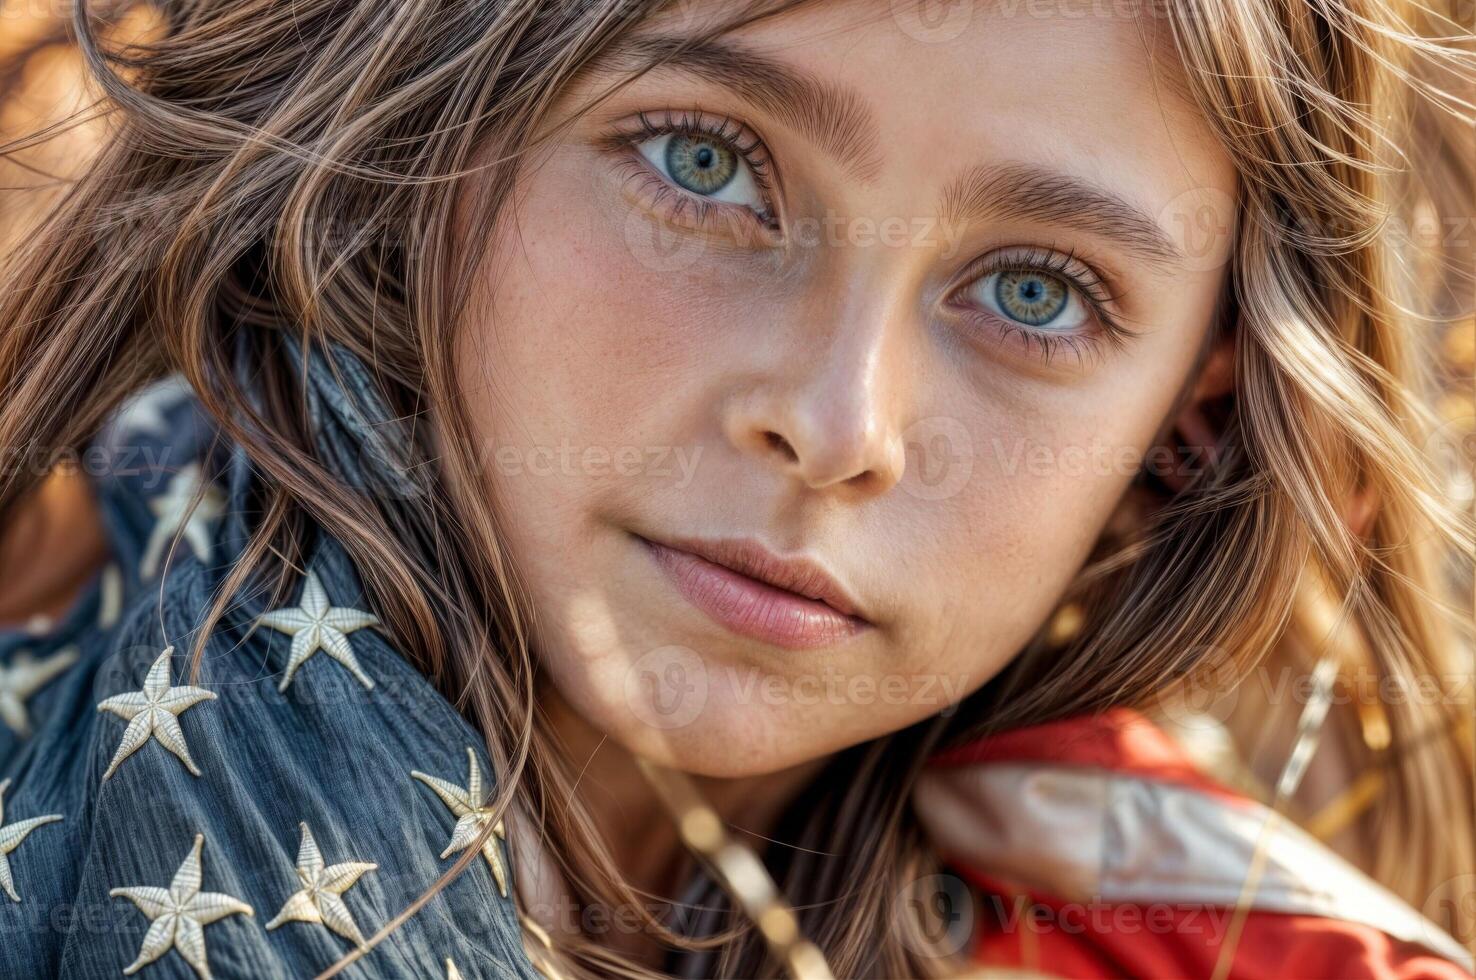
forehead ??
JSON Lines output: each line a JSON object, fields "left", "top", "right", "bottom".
{"left": 627, "top": 0, "right": 1236, "bottom": 223}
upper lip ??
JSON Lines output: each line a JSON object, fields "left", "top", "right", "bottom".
{"left": 643, "top": 534, "right": 870, "bottom": 623}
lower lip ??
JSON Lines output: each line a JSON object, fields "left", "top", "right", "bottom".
{"left": 640, "top": 538, "right": 869, "bottom": 650}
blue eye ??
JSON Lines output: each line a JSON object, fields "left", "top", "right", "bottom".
{"left": 636, "top": 131, "right": 767, "bottom": 212}
{"left": 995, "top": 271, "right": 1067, "bottom": 325}
{"left": 665, "top": 135, "right": 737, "bottom": 194}
{"left": 962, "top": 268, "right": 1089, "bottom": 331}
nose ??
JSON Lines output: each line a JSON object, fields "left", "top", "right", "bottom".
{"left": 722, "top": 295, "right": 908, "bottom": 498}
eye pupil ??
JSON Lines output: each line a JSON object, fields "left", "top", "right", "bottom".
{"left": 996, "top": 271, "right": 1068, "bottom": 327}
{"left": 666, "top": 135, "right": 737, "bottom": 195}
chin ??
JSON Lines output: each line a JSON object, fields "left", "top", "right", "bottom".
{"left": 546, "top": 647, "right": 844, "bottom": 778}
{"left": 621, "top": 667, "right": 932, "bottom": 783}
{"left": 620, "top": 723, "right": 800, "bottom": 780}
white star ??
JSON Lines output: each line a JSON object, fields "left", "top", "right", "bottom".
{"left": 113, "top": 376, "right": 191, "bottom": 439}
{"left": 265, "top": 822, "right": 377, "bottom": 948}
{"left": 0, "top": 647, "right": 78, "bottom": 736}
{"left": 0, "top": 778, "right": 62, "bottom": 902}
{"left": 98, "top": 563, "right": 124, "bottom": 629}
{"left": 140, "top": 464, "right": 224, "bottom": 579}
{"left": 110, "top": 833, "right": 253, "bottom": 980}
{"left": 97, "top": 647, "right": 216, "bottom": 780}
{"left": 257, "top": 569, "right": 379, "bottom": 692}
{"left": 412, "top": 747, "right": 509, "bottom": 897}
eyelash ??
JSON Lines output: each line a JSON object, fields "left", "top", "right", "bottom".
{"left": 599, "top": 111, "right": 1131, "bottom": 366}
{"left": 597, "top": 108, "right": 780, "bottom": 233}
{"left": 947, "top": 245, "right": 1133, "bottom": 365}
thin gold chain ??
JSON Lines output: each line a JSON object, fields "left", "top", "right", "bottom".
{"left": 636, "top": 757, "right": 835, "bottom": 980}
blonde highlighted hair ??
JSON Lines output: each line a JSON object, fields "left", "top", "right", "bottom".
{"left": 0, "top": 0, "right": 1472, "bottom": 976}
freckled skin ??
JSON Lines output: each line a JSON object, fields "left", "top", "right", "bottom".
{"left": 454, "top": 1, "right": 1238, "bottom": 777}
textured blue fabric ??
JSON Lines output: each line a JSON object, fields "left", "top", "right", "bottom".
{"left": 0, "top": 379, "right": 540, "bottom": 980}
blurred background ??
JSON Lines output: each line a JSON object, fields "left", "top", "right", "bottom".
{"left": 1, "top": 0, "right": 1469, "bottom": 475}
{"left": 0, "top": 1, "right": 163, "bottom": 255}
{"left": 0, "top": 2, "right": 1472, "bottom": 972}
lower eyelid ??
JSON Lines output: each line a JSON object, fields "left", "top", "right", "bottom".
{"left": 969, "top": 312, "right": 1111, "bottom": 366}
{"left": 612, "top": 157, "right": 779, "bottom": 247}
{"left": 1002, "top": 326, "right": 1106, "bottom": 365}
{"left": 941, "top": 292, "right": 1119, "bottom": 368}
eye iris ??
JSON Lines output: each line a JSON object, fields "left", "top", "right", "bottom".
{"left": 666, "top": 135, "right": 737, "bottom": 195}
{"left": 995, "top": 271, "right": 1068, "bottom": 326}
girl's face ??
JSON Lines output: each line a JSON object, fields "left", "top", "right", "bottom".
{"left": 456, "top": 1, "right": 1238, "bottom": 776}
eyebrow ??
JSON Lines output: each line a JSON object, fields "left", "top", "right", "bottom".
{"left": 597, "top": 33, "right": 885, "bottom": 181}
{"left": 941, "top": 163, "right": 1185, "bottom": 267}
{"left": 596, "top": 35, "right": 1184, "bottom": 267}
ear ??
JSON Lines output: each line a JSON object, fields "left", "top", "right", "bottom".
{"left": 1187, "top": 330, "right": 1236, "bottom": 402}
{"left": 1161, "top": 332, "right": 1235, "bottom": 493}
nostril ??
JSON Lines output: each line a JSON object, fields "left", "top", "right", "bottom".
{"left": 764, "top": 430, "right": 798, "bottom": 463}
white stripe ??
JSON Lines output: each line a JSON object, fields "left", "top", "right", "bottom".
{"left": 915, "top": 764, "right": 1473, "bottom": 970}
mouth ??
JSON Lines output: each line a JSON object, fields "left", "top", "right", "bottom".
{"left": 635, "top": 532, "right": 872, "bottom": 650}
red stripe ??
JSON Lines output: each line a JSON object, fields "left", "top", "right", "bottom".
{"left": 929, "top": 707, "right": 1245, "bottom": 803}
{"left": 953, "top": 866, "right": 1474, "bottom": 979}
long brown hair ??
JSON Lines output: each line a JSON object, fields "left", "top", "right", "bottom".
{"left": 0, "top": 1, "right": 1472, "bottom": 976}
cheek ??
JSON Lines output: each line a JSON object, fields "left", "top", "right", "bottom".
{"left": 894, "top": 418, "right": 1121, "bottom": 681}
{"left": 458, "top": 156, "right": 743, "bottom": 465}
{"left": 913, "top": 330, "right": 1210, "bottom": 680}
{"left": 457, "top": 181, "right": 660, "bottom": 503}
{"left": 452, "top": 153, "right": 754, "bottom": 667}
{"left": 958, "top": 407, "right": 1144, "bottom": 580}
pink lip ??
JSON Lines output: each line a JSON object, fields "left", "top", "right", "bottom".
{"left": 638, "top": 534, "right": 871, "bottom": 650}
